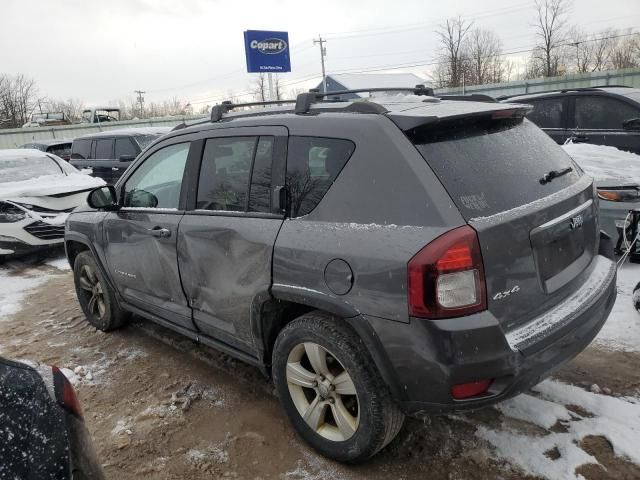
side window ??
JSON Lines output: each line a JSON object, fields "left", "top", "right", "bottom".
{"left": 196, "top": 137, "right": 256, "bottom": 212}
{"left": 248, "top": 137, "right": 274, "bottom": 213}
{"left": 115, "top": 138, "right": 138, "bottom": 159}
{"left": 71, "top": 139, "right": 91, "bottom": 160}
{"left": 286, "top": 137, "right": 355, "bottom": 218}
{"left": 123, "top": 143, "right": 190, "bottom": 209}
{"left": 575, "top": 96, "right": 640, "bottom": 130}
{"left": 526, "top": 98, "right": 565, "bottom": 128}
{"left": 94, "top": 138, "right": 113, "bottom": 159}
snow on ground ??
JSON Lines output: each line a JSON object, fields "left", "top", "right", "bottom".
{"left": 595, "top": 261, "right": 640, "bottom": 352}
{"left": 562, "top": 142, "right": 640, "bottom": 185}
{"left": 478, "top": 379, "right": 640, "bottom": 480}
{"left": 46, "top": 256, "right": 71, "bottom": 271}
{"left": 0, "top": 266, "right": 50, "bottom": 321}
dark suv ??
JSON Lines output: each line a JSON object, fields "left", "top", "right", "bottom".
{"left": 64, "top": 89, "right": 617, "bottom": 463}
{"left": 69, "top": 128, "right": 170, "bottom": 183}
{"left": 500, "top": 86, "right": 640, "bottom": 154}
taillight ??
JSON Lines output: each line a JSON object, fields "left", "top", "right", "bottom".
{"left": 408, "top": 225, "right": 487, "bottom": 319}
{"left": 52, "top": 366, "right": 83, "bottom": 418}
{"left": 451, "top": 379, "right": 492, "bottom": 399}
{"left": 597, "top": 188, "right": 640, "bottom": 202}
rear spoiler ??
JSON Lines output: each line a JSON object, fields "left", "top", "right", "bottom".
{"left": 388, "top": 105, "right": 532, "bottom": 131}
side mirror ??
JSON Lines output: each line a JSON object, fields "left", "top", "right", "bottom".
{"left": 119, "top": 154, "right": 135, "bottom": 162}
{"left": 623, "top": 118, "right": 640, "bottom": 130}
{"left": 87, "top": 185, "right": 120, "bottom": 211}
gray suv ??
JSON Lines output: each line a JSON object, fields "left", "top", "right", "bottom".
{"left": 64, "top": 88, "right": 617, "bottom": 463}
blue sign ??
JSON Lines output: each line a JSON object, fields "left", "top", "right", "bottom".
{"left": 244, "top": 30, "right": 291, "bottom": 73}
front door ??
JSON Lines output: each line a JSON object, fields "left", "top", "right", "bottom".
{"left": 569, "top": 94, "right": 640, "bottom": 154}
{"left": 103, "top": 141, "right": 193, "bottom": 329}
{"left": 178, "top": 127, "right": 287, "bottom": 350}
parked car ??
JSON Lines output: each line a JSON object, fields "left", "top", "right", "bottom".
{"left": 499, "top": 86, "right": 640, "bottom": 154}
{"left": 561, "top": 141, "right": 640, "bottom": 252}
{"left": 20, "top": 138, "right": 73, "bottom": 160}
{"left": 0, "top": 149, "right": 103, "bottom": 258}
{"left": 69, "top": 128, "right": 170, "bottom": 183}
{"left": 21, "top": 112, "right": 71, "bottom": 128}
{"left": 0, "top": 356, "right": 104, "bottom": 479}
{"left": 65, "top": 90, "right": 616, "bottom": 463}
{"left": 80, "top": 107, "right": 121, "bottom": 124}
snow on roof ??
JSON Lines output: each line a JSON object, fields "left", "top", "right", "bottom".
{"left": 78, "top": 127, "right": 172, "bottom": 139}
{"left": 326, "top": 73, "right": 426, "bottom": 90}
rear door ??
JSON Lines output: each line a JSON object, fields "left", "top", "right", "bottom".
{"left": 113, "top": 136, "right": 140, "bottom": 181}
{"left": 524, "top": 96, "right": 570, "bottom": 144}
{"left": 177, "top": 126, "right": 287, "bottom": 351}
{"left": 569, "top": 94, "right": 640, "bottom": 154}
{"left": 409, "top": 116, "right": 598, "bottom": 335}
{"left": 89, "top": 137, "right": 118, "bottom": 183}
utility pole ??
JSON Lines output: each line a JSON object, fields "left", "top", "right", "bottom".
{"left": 134, "top": 90, "right": 146, "bottom": 118}
{"left": 313, "top": 36, "right": 327, "bottom": 93}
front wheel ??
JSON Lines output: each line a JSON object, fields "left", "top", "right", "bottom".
{"left": 272, "top": 312, "right": 404, "bottom": 463}
{"left": 73, "top": 251, "right": 129, "bottom": 331}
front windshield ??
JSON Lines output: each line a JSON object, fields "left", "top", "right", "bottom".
{"left": 81, "top": 110, "right": 92, "bottom": 123}
{"left": 134, "top": 134, "right": 161, "bottom": 151}
{"left": 0, "top": 156, "right": 64, "bottom": 183}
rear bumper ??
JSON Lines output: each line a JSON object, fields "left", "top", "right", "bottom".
{"left": 365, "top": 254, "right": 617, "bottom": 416}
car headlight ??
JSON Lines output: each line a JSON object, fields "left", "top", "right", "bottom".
{"left": 597, "top": 188, "right": 640, "bottom": 202}
{"left": 0, "top": 202, "right": 27, "bottom": 223}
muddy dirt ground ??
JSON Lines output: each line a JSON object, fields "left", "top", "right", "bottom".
{"left": 1, "top": 253, "right": 639, "bottom": 480}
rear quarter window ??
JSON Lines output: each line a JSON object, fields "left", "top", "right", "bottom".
{"left": 286, "top": 136, "right": 355, "bottom": 217}
{"left": 409, "top": 118, "right": 581, "bottom": 219}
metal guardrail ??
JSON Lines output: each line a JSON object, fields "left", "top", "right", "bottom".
{"left": 0, "top": 114, "right": 207, "bottom": 149}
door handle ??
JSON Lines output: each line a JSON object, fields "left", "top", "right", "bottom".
{"left": 570, "top": 135, "right": 590, "bottom": 143}
{"left": 148, "top": 227, "right": 171, "bottom": 238}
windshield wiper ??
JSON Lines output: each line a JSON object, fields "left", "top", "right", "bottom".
{"left": 540, "top": 167, "right": 573, "bottom": 185}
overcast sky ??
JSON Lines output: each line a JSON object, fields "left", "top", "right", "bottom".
{"left": 2, "top": 0, "right": 638, "bottom": 108}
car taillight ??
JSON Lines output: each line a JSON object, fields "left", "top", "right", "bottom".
{"left": 408, "top": 225, "right": 487, "bottom": 319}
{"left": 52, "top": 366, "right": 83, "bottom": 418}
{"left": 597, "top": 188, "right": 640, "bottom": 202}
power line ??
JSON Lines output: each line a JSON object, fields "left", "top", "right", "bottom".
{"left": 187, "top": 28, "right": 638, "bottom": 106}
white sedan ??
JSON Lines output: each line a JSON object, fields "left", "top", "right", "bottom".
{"left": 0, "top": 149, "right": 104, "bottom": 257}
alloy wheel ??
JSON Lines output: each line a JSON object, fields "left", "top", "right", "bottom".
{"left": 78, "top": 264, "right": 106, "bottom": 319}
{"left": 286, "top": 342, "right": 360, "bottom": 441}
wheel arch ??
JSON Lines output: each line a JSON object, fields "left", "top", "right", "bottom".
{"left": 253, "top": 288, "right": 405, "bottom": 404}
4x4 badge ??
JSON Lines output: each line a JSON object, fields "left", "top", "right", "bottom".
{"left": 569, "top": 215, "right": 584, "bottom": 230}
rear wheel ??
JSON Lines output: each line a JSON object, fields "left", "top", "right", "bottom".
{"left": 73, "top": 251, "right": 129, "bottom": 331}
{"left": 272, "top": 312, "right": 404, "bottom": 463}
{"left": 633, "top": 282, "right": 640, "bottom": 313}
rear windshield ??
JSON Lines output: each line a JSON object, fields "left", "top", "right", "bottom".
{"left": 0, "top": 156, "right": 64, "bottom": 183}
{"left": 409, "top": 118, "right": 581, "bottom": 219}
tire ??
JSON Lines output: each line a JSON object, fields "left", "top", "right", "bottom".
{"left": 272, "top": 311, "right": 404, "bottom": 463}
{"left": 73, "top": 251, "right": 129, "bottom": 331}
{"left": 633, "top": 281, "right": 640, "bottom": 313}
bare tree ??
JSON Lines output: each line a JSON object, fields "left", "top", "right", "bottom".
{"left": 568, "top": 27, "right": 611, "bottom": 72}
{"left": 0, "top": 74, "right": 40, "bottom": 128}
{"left": 463, "top": 28, "right": 504, "bottom": 85}
{"left": 253, "top": 73, "right": 267, "bottom": 102}
{"left": 48, "top": 98, "right": 85, "bottom": 122}
{"left": 436, "top": 17, "right": 473, "bottom": 87}
{"left": 609, "top": 30, "right": 640, "bottom": 69}
{"left": 273, "top": 74, "right": 285, "bottom": 101}
{"left": 531, "top": 0, "right": 571, "bottom": 77}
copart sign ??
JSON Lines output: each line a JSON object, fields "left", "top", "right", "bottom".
{"left": 244, "top": 30, "right": 291, "bottom": 73}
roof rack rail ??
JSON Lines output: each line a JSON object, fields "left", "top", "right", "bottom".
{"left": 294, "top": 84, "right": 434, "bottom": 114}
{"left": 210, "top": 99, "right": 297, "bottom": 122}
